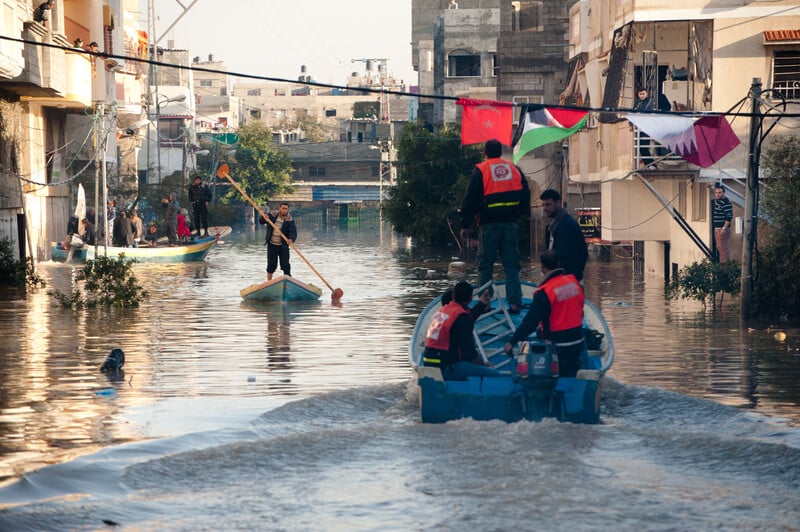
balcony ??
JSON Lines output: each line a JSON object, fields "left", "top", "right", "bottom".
{"left": 632, "top": 129, "right": 690, "bottom": 173}
{"left": 6, "top": 24, "right": 91, "bottom": 109}
{"left": 61, "top": 50, "right": 92, "bottom": 107}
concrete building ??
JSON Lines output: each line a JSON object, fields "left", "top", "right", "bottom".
{"left": 191, "top": 54, "right": 241, "bottom": 133}
{"left": 566, "top": 0, "right": 800, "bottom": 281}
{"left": 411, "top": 0, "right": 501, "bottom": 127}
{"left": 496, "top": 1, "right": 593, "bottom": 206}
{"left": 232, "top": 64, "right": 410, "bottom": 143}
{"left": 273, "top": 142, "right": 387, "bottom": 204}
{"left": 139, "top": 45, "right": 195, "bottom": 185}
{"left": 0, "top": 0, "right": 148, "bottom": 262}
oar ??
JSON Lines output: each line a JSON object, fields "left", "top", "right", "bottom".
{"left": 216, "top": 164, "right": 344, "bottom": 300}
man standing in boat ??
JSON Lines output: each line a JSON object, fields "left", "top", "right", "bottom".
{"left": 259, "top": 202, "right": 297, "bottom": 281}
{"left": 162, "top": 192, "right": 180, "bottom": 246}
{"left": 540, "top": 189, "right": 588, "bottom": 283}
{"left": 459, "top": 139, "right": 530, "bottom": 314}
{"left": 423, "top": 281, "right": 500, "bottom": 380}
{"left": 188, "top": 174, "right": 212, "bottom": 237}
{"left": 503, "top": 250, "right": 586, "bottom": 378}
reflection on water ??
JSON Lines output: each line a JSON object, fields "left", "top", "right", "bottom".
{"left": 1, "top": 221, "right": 799, "bottom": 484}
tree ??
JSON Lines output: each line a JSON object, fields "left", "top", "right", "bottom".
{"left": 753, "top": 135, "right": 800, "bottom": 318}
{"left": 666, "top": 259, "right": 740, "bottom": 310}
{"left": 276, "top": 113, "right": 333, "bottom": 143}
{"left": 382, "top": 122, "right": 482, "bottom": 245}
{"left": 224, "top": 122, "right": 293, "bottom": 206}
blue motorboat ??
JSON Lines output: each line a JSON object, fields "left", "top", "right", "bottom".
{"left": 409, "top": 281, "right": 614, "bottom": 424}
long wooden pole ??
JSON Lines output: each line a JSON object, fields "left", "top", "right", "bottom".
{"left": 216, "top": 164, "right": 343, "bottom": 300}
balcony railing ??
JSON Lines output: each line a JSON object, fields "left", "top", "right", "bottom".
{"left": 632, "top": 129, "right": 684, "bottom": 170}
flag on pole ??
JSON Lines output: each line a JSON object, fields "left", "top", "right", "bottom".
{"left": 457, "top": 97, "right": 514, "bottom": 146}
{"left": 512, "top": 105, "right": 588, "bottom": 163}
{"left": 624, "top": 113, "right": 740, "bottom": 168}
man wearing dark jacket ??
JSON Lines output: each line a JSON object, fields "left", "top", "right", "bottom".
{"left": 459, "top": 139, "right": 530, "bottom": 313}
{"left": 423, "top": 281, "right": 499, "bottom": 380}
{"left": 259, "top": 202, "right": 297, "bottom": 281}
{"left": 503, "top": 250, "right": 586, "bottom": 377}
{"left": 540, "top": 188, "right": 588, "bottom": 282}
{"left": 188, "top": 175, "right": 212, "bottom": 236}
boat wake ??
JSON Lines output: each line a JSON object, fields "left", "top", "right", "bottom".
{"left": 1, "top": 379, "right": 799, "bottom": 530}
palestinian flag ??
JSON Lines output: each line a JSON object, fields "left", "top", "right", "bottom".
{"left": 513, "top": 105, "right": 588, "bottom": 163}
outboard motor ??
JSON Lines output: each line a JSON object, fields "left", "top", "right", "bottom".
{"left": 515, "top": 340, "right": 559, "bottom": 420}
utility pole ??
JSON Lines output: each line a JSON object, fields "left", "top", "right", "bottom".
{"left": 740, "top": 78, "right": 762, "bottom": 321}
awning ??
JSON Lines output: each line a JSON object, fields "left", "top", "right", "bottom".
{"left": 763, "top": 30, "right": 800, "bottom": 45}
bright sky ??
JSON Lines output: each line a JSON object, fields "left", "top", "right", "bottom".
{"left": 147, "top": 0, "right": 416, "bottom": 87}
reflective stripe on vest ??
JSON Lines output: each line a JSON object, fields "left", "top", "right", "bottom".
{"left": 476, "top": 158, "right": 523, "bottom": 208}
{"left": 538, "top": 274, "right": 584, "bottom": 333}
{"left": 424, "top": 301, "right": 470, "bottom": 352}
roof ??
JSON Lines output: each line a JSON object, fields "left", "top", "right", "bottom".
{"left": 763, "top": 30, "right": 800, "bottom": 43}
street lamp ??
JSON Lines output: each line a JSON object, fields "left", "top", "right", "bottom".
{"left": 154, "top": 94, "right": 187, "bottom": 181}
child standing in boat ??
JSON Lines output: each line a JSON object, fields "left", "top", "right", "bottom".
{"left": 177, "top": 209, "right": 192, "bottom": 242}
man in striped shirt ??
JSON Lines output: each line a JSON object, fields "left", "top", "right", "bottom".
{"left": 712, "top": 183, "right": 733, "bottom": 263}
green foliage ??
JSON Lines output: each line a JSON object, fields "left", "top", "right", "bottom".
{"left": 0, "top": 237, "right": 45, "bottom": 289}
{"left": 276, "top": 113, "right": 332, "bottom": 142}
{"left": 382, "top": 122, "right": 483, "bottom": 245}
{"left": 52, "top": 255, "right": 148, "bottom": 308}
{"left": 753, "top": 135, "right": 800, "bottom": 317}
{"left": 223, "top": 121, "right": 294, "bottom": 206}
{"left": 666, "top": 259, "right": 740, "bottom": 308}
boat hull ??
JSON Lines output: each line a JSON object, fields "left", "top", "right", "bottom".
{"left": 240, "top": 275, "right": 322, "bottom": 302}
{"left": 409, "top": 281, "right": 613, "bottom": 424}
{"left": 51, "top": 242, "right": 87, "bottom": 263}
{"left": 83, "top": 237, "right": 218, "bottom": 263}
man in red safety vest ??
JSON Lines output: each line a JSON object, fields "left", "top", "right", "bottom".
{"left": 423, "top": 281, "right": 500, "bottom": 380}
{"left": 459, "top": 139, "right": 530, "bottom": 314}
{"left": 503, "top": 250, "right": 586, "bottom": 377}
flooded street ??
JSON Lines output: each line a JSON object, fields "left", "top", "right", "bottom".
{"left": 1, "top": 219, "right": 799, "bottom": 529}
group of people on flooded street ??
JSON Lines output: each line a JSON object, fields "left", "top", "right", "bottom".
{"left": 64, "top": 175, "right": 213, "bottom": 249}
{"left": 425, "top": 138, "right": 590, "bottom": 380}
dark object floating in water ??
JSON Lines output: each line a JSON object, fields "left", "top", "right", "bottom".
{"left": 100, "top": 348, "right": 125, "bottom": 372}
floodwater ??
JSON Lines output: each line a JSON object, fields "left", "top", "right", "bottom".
{"left": 0, "top": 218, "right": 799, "bottom": 530}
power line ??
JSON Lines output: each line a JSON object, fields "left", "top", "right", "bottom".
{"left": 4, "top": 35, "right": 800, "bottom": 118}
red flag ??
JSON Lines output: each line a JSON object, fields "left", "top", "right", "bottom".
{"left": 457, "top": 98, "right": 514, "bottom": 146}
{"left": 683, "top": 115, "right": 740, "bottom": 168}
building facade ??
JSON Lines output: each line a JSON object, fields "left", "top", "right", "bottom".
{"left": 0, "top": 0, "right": 148, "bottom": 262}
{"left": 565, "top": 0, "right": 800, "bottom": 281}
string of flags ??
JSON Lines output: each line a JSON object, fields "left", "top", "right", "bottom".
{"left": 456, "top": 97, "right": 740, "bottom": 168}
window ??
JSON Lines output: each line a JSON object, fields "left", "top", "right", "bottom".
{"left": 448, "top": 51, "right": 480, "bottom": 77}
{"left": 691, "top": 181, "right": 707, "bottom": 222}
{"left": 518, "top": 2, "right": 540, "bottom": 31}
{"left": 247, "top": 88, "right": 261, "bottom": 96}
{"left": 372, "top": 165, "right": 380, "bottom": 177}
{"left": 249, "top": 109, "right": 261, "bottom": 119}
{"left": 309, "top": 166, "right": 326, "bottom": 177}
{"left": 200, "top": 79, "right": 212, "bottom": 87}
{"left": 325, "top": 109, "right": 337, "bottom": 117}
{"left": 773, "top": 50, "right": 800, "bottom": 100}
{"left": 158, "top": 118, "right": 185, "bottom": 147}
{"left": 492, "top": 54, "right": 498, "bottom": 77}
